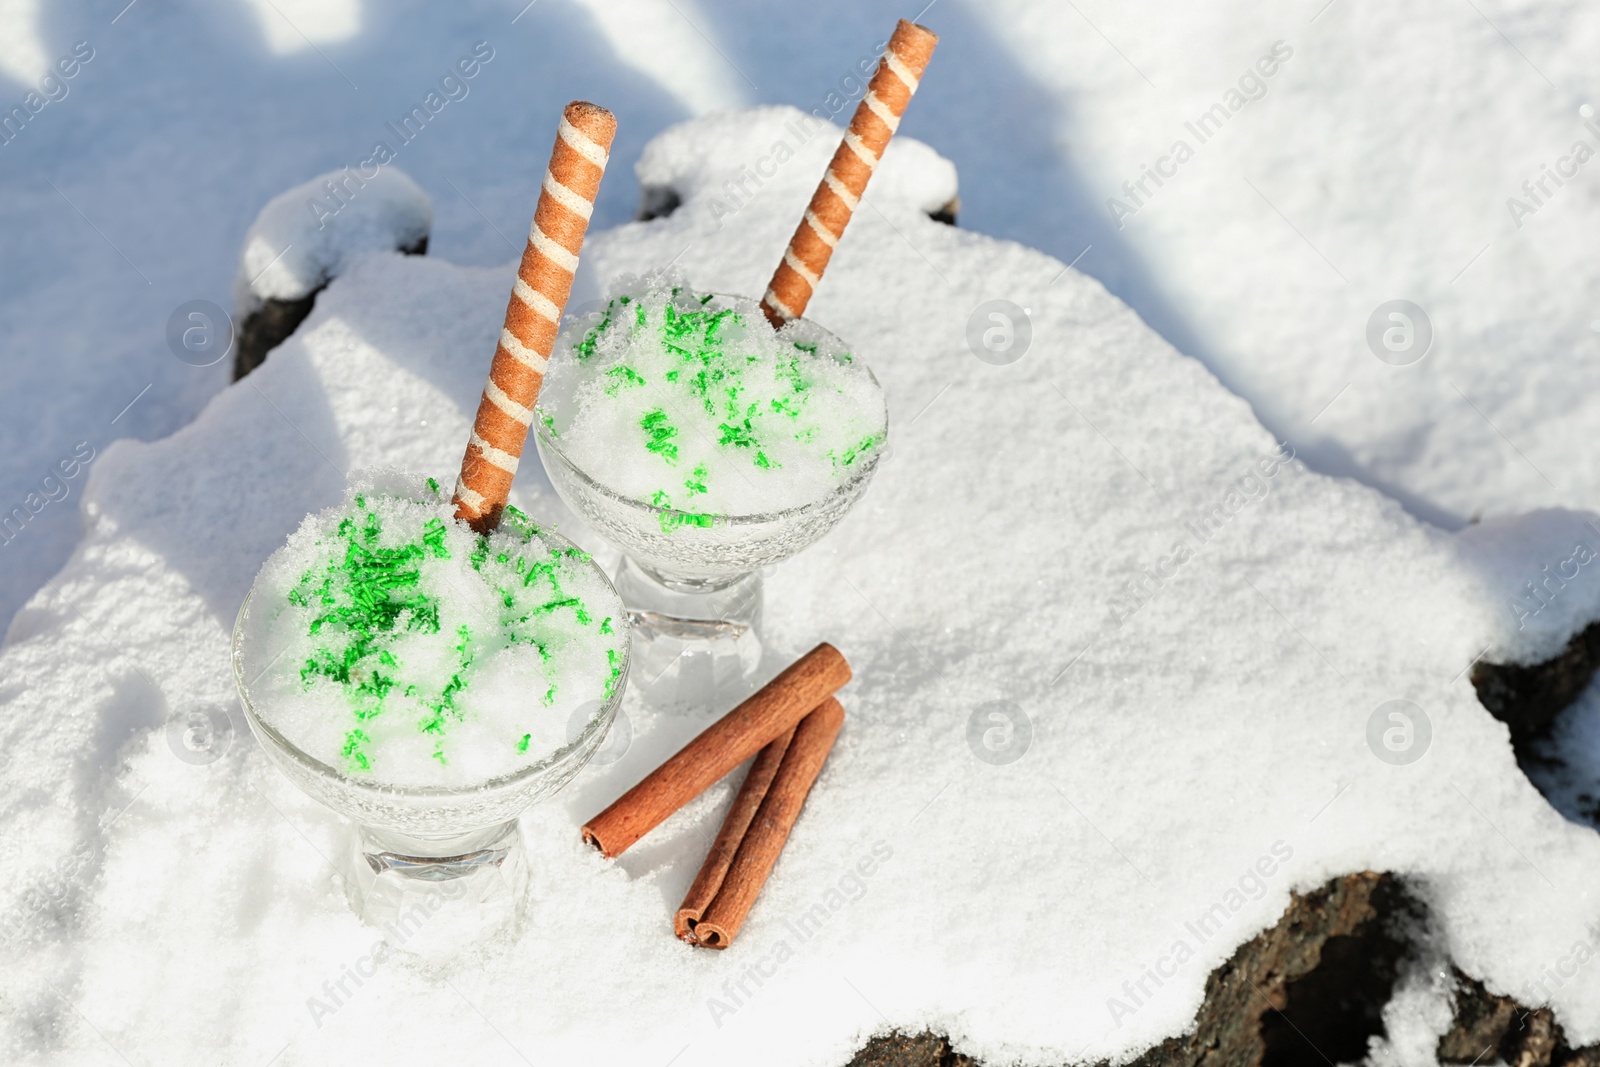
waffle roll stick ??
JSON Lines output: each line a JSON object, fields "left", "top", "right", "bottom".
{"left": 453, "top": 101, "right": 617, "bottom": 532}
{"left": 759, "top": 20, "right": 938, "bottom": 328}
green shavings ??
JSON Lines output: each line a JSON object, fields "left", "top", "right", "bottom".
{"left": 295, "top": 504, "right": 445, "bottom": 725}
{"left": 558, "top": 282, "right": 887, "bottom": 525}
{"left": 517, "top": 733, "right": 531, "bottom": 753}
{"left": 684, "top": 464, "right": 709, "bottom": 497}
{"left": 717, "top": 419, "right": 758, "bottom": 449}
{"left": 535, "top": 596, "right": 591, "bottom": 627}
{"left": 829, "top": 432, "right": 884, "bottom": 469}
{"left": 341, "top": 729, "right": 372, "bottom": 773}
{"left": 421, "top": 517, "right": 449, "bottom": 558}
{"left": 574, "top": 303, "right": 614, "bottom": 359}
{"left": 604, "top": 647, "right": 622, "bottom": 699}
{"left": 604, "top": 364, "right": 646, "bottom": 395}
{"left": 657, "top": 508, "right": 716, "bottom": 534}
{"left": 775, "top": 357, "right": 809, "bottom": 394}
{"left": 283, "top": 480, "right": 623, "bottom": 775}
{"left": 640, "top": 408, "right": 680, "bottom": 464}
{"left": 647, "top": 487, "right": 716, "bottom": 534}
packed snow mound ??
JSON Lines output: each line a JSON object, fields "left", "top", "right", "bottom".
{"left": 4, "top": 108, "right": 1600, "bottom": 1067}
{"left": 1457, "top": 509, "right": 1600, "bottom": 666}
{"left": 635, "top": 105, "right": 959, "bottom": 223}
{"left": 967, "top": 2, "right": 1600, "bottom": 531}
{"left": 234, "top": 165, "right": 432, "bottom": 314}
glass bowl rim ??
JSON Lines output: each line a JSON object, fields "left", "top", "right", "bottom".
{"left": 231, "top": 523, "right": 631, "bottom": 801}
{"left": 535, "top": 292, "right": 888, "bottom": 527}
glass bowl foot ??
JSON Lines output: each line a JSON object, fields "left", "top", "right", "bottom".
{"left": 345, "top": 820, "right": 527, "bottom": 956}
{"left": 614, "top": 557, "right": 763, "bottom": 706}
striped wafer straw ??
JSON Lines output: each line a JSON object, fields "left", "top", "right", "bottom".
{"left": 452, "top": 101, "right": 617, "bottom": 533}
{"left": 759, "top": 20, "right": 938, "bottom": 328}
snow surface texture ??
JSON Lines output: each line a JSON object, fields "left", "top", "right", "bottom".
{"left": 6, "top": 0, "right": 1600, "bottom": 635}
{"left": 543, "top": 276, "right": 888, "bottom": 517}
{"left": 5, "top": 107, "right": 1600, "bottom": 1067}
{"left": 232, "top": 167, "right": 431, "bottom": 314}
{"left": 239, "top": 474, "right": 626, "bottom": 786}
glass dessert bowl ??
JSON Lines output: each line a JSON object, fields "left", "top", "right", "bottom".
{"left": 534, "top": 281, "right": 887, "bottom": 704}
{"left": 233, "top": 477, "right": 630, "bottom": 943}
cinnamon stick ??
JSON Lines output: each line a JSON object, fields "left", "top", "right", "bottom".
{"left": 581, "top": 643, "right": 851, "bottom": 857}
{"left": 691, "top": 697, "right": 846, "bottom": 949}
{"left": 673, "top": 725, "right": 796, "bottom": 942}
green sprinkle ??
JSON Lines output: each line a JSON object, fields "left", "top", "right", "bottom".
{"left": 718, "top": 420, "right": 758, "bottom": 449}
{"left": 341, "top": 729, "right": 371, "bottom": 773}
{"left": 421, "top": 517, "right": 449, "bottom": 558}
{"left": 604, "top": 647, "right": 622, "bottom": 698}
{"left": 657, "top": 507, "right": 717, "bottom": 534}
{"left": 286, "top": 476, "right": 625, "bottom": 772}
{"left": 640, "top": 409, "right": 680, "bottom": 464}
{"left": 517, "top": 734, "right": 531, "bottom": 753}
{"left": 557, "top": 284, "right": 883, "bottom": 538}
{"left": 829, "top": 432, "right": 883, "bottom": 469}
{"left": 684, "top": 464, "right": 708, "bottom": 496}
{"left": 604, "top": 364, "right": 646, "bottom": 395}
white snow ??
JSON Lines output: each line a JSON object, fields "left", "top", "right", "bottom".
{"left": 233, "top": 166, "right": 431, "bottom": 314}
{"left": 1456, "top": 509, "right": 1600, "bottom": 665}
{"left": 6, "top": 0, "right": 1599, "bottom": 638}
{"left": 1365, "top": 955, "right": 1457, "bottom": 1067}
{"left": 948, "top": 1, "right": 1600, "bottom": 530}
{"left": 4, "top": 106, "right": 1600, "bottom": 1067}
